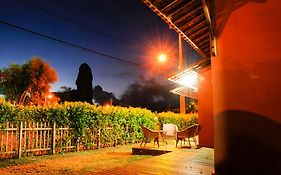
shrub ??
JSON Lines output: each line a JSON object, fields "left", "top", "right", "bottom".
{"left": 0, "top": 100, "right": 198, "bottom": 146}
{"left": 157, "top": 111, "right": 198, "bottom": 130}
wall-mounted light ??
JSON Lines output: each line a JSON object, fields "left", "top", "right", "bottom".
{"left": 168, "top": 69, "right": 198, "bottom": 91}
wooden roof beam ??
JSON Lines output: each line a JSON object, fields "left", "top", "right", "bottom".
{"left": 160, "top": 0, "right": 180, "bottom": 12}
{"left": 183, "top": 20, "right": 206, "bottom": 35}
{"left": 177, "top": 13, "right": 205, "bottom": 29}
{"left": 200, "top": 0, "right": 214, "bottom": 39}
{"left": 167, "top": 0, "right": 197, "bottom": 18}
{"left": 201, "top": 0, "right": 216, "bottom": 56}
{"left": 173, "top": 5, "right": 202, "bottom": 24}
{"left": 197, "top": 38, "right": 209, "bottom": 47}
{"left": 189, "top": 26, "right": 209, "bottom": 40}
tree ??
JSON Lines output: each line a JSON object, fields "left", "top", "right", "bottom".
{"left": 120, "top": 78, "right": 179, "bottom": 112}
{"left": 0, "top": 70, "right": 5, "bottom": 96}
{"left": 0, "top": 63, "right": 29, "bottom": 102}
{"left": 120, "top": 78, "right": 198, "bottom": 113}
{"left": 93, "top": 85, "right": 118, "bottom": 105}
{"left": 27, "top": 57, "right": 59, "bottom": 105}
{"left": 75, "top": 63, "right": 93, "bottom": 104}
{"left": 54, "top": 86, "right": 77, "bottom": 103}
{"left": 0, "top": 57, "right": 59, "bottom": 105}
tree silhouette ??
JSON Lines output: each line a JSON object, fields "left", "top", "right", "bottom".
{"left": 93, "top": 85, "right": 117, "bottom": 105}
{"left": 120, "top": 78, "right": 180, "bottom": 112}
{"left": 54, "top": 86, "right": 77, "bottom": 103}
{"left": 75, "top": 63, "right": 93, "bottom": 104}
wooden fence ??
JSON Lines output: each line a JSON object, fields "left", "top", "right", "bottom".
{"left": 0, "top": 121, "right": 108, "bottom": 159}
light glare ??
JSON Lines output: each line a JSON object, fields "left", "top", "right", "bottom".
{"left": 178, "top": 71, "right": 198, "bottom": 90}
{"left": 158, "top": 54, "right": 167, "bottom": 62}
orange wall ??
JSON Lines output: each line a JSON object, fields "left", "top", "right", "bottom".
{"left": 198, "top": 69, "right": 214, "bottom": 148}
{"left": 213, "top": 0, "right": 281, "bottom": 174}
{"left": 213, "top": 0, "right": 281, "bottom": 118}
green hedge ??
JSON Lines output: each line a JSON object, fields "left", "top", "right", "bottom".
{"left": 157, "top": 111, "right": 198, "bottom": 130}
{"left": 0, "top": 100, "right": 198, "bottom": 146}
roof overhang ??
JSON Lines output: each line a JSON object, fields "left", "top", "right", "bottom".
{"left": 142, "top": 0, "right": 215, "bottom": 97}
{"left": 141, "top": 0, "right": 215, "bottom": 60}
{"left": 170, "top": 86, "right": 197, "bottom": 99}
{"left": 168, "top": 59, "right": 210, "bottom": 97}
{"left": 169, "top": 69, "right": 199, "bottom": 91}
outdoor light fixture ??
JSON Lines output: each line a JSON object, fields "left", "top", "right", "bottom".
{"left": 178, "top": 71, "right": 198, "bottom": 90}
{"left": 170, "top": 86, "right": 198, "bottom": 99}
{"left": 158, "top": 53, "right": 167, "bottom": 62}
{"left": 168, "top": 69, "right": 198, "bottom": 91}
{"left": 47, "top": 94, "right": 53, "bottom": 99}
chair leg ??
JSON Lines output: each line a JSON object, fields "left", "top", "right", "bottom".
{"left": 140, "top": 138, "right": 144, "bottom": 148}
{"left": 157, "top": 138, "right": 159, "bottom": 148}
{"left": 176, "top": 139, "right": 179, "bottom": 148}
{"left": 188, "top": 138, "right": 191, "bottom": 147}
{"left": 193, "top": 136, "right": 198, "bottom": 146}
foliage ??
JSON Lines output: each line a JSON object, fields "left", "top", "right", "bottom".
{"left": 0, "top": 100, "right": 198, "bottom": 146}
{"left": 93, "top": 85, "right": 117, "bottom": 105}
{"left": 157, "top": 111, "right": 198, "bottom": 130}
{"left": 54, "top": 86, "right": 77, "bottom": 103}
{"left": 0, "top": 63, "right": 29, "bottom": 102}
{"left": 120, "top": 78, "right": 180, "bottom": 112}
{"left": 27, "top": 57, "right": 58, "bottom": 105}
{"left": 0, "top": 57, "right": 59, "bottom": 105}
{"left": 186, "top": 98, "right": 198, "bottom": 113}
{"left": 75, "top": 63, "right": 93, "bottom": 104}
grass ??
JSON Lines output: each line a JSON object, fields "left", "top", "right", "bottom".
{"left": 0, "top": 144, "right": 152, "bottom": 174}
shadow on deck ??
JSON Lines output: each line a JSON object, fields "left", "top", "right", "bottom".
{"left": 128, "top": 138, "right": 214, "bottom": 174}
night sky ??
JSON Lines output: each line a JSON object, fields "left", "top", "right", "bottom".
{"left": 0, "top": 0, "right": 199, "bottom": 98}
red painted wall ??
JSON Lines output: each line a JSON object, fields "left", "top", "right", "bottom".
{"left": 213, "top": 0, "right": 281, "bottom": 174}
{"left": 198, "top": 69, "right": 214, "bottom": 148}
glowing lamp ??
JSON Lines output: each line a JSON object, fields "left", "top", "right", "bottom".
{"left": 158, "top": 54, "right": 167, "bottom": 62}
{"left": 178, "top": 71, "right": 198, "bottom": 89}
{"left": 47, "top": 94, "right": 53, "bottom": 99}
{"left": 168, "top": 69, "right": 198, "bottom": 91}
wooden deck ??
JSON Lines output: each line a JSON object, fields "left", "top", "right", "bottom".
{"left": 0, "top": 139, "right": 214, "bottom": 175}
{"left": 96, "top": 139, "right": 214, "bottom": 175}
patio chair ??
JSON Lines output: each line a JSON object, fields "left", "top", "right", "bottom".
{"left": 163, "top": 123, "right": 178, "bottom": 139}
{"left": 176, "top": 124, "right": 201, "bottom": 148}
{"left": 140, "top": 125, "right": 160, "bottom": 148}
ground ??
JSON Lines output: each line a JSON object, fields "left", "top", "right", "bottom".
{"left": 0, "top": 142, "right": 214, "bottom": 175}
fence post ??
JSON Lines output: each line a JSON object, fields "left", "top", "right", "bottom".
{"left": 51, "top": 122, "right": 56, "bottom": 154}
{"left": 97, "top": 128, "right": 100, "bottom": 149}
{"left": 18, "top": 122, "right": 23, "bottom": 158}
{"left": 126, "top": 125, "right": 128, "bottom": 145}
{"left": 76, "top": 137, "right": 80, "bottom": 152}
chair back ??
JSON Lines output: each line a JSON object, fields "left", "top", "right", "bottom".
{"left": 141, "top": 125, "right": 150, "bottom": 137}
{"left": 177, "top": 124, "right": 201, "bottom": 138}
{"left": 187, "top": 124, "right": 201, "bottom": 137}
{"left": 163, "top": 124, "right": 178, "bottom": 136}
{"left": 141, "top": 125, "right": 159, "bottom": 138}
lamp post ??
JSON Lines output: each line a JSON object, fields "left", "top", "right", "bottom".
{"left": 178, "top": 34, "right": 186, "bottom": 114}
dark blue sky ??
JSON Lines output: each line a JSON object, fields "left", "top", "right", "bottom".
{"left": 0, "top": 0, "right": 199, "bottom": 98}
